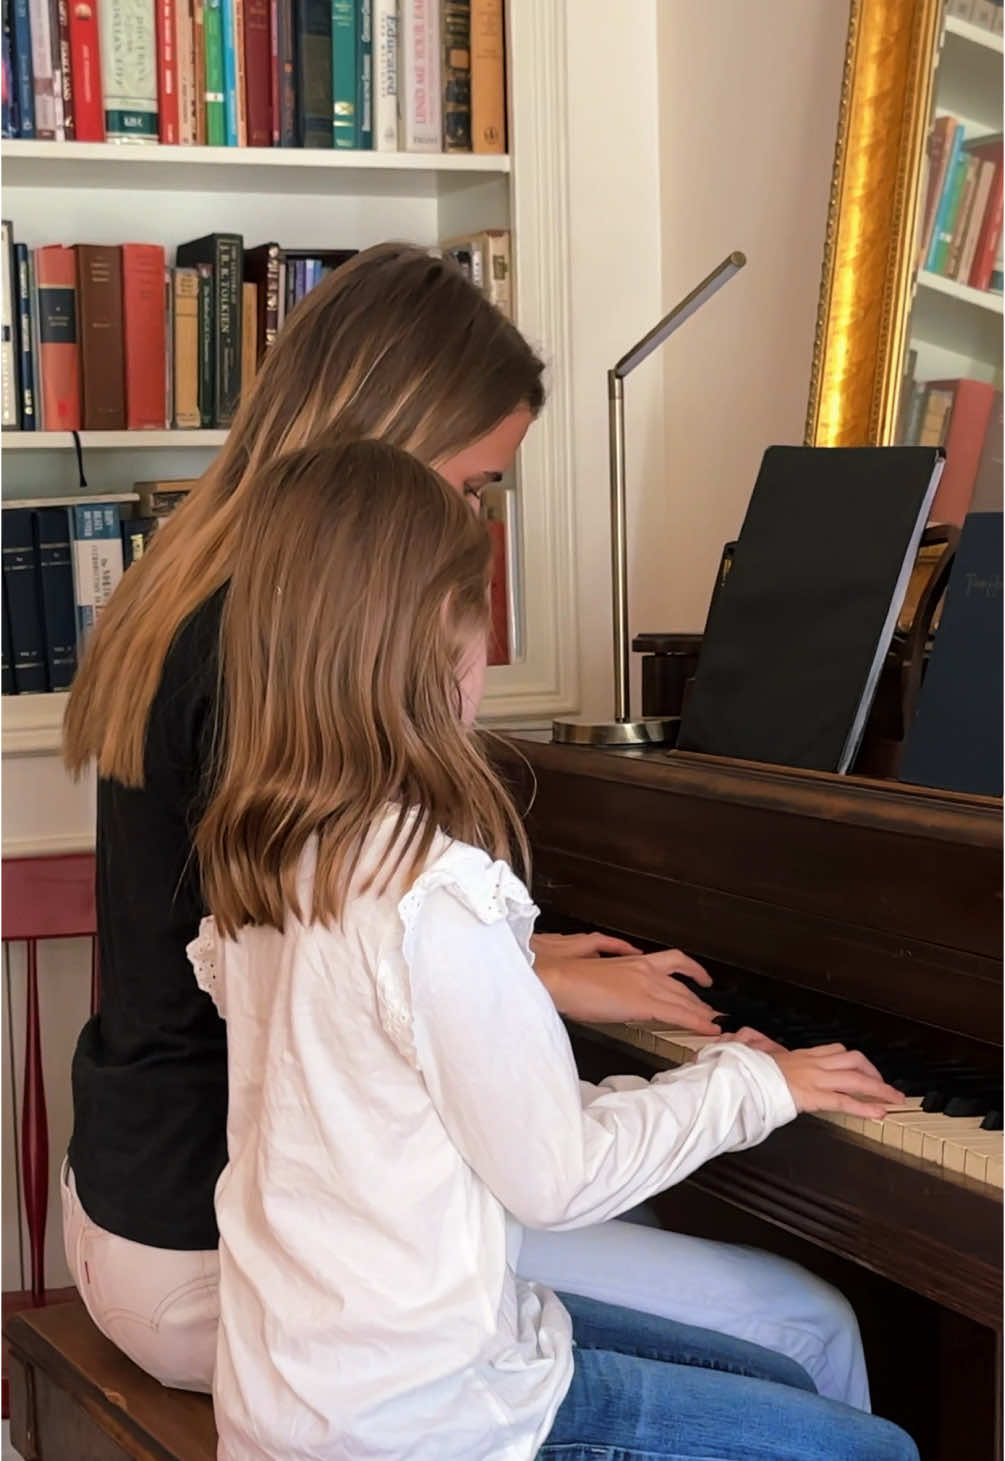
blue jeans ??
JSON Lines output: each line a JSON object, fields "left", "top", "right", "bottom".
{"left": 538, "top": 1293, "right": 919, "bottom": 1461}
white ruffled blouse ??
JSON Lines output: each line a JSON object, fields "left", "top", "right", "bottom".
{"left": 188, "top": 814, "right": 797, "bottom": 1461}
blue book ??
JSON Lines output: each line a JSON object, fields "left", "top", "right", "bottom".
{"left": 14, "top": 243, "right": 35, "bottom": 430}
{"left": 925, "top": 124, "right": 966, "bottom": 272}
{"left": 221, "top": 0, "right": 239, "bottom": 146}
{"left": 2, "top": 508, "right": 47, "bottom": 692}
{"left": 2, "top": 3, "right": 15, "bottom": 137}
{"left": 2, "top": 569, "right": 14, "bottom": 693}
{"left": 70, "top": 503, "right": 124, "bottom": 646}
{"left": 33, "top": 508, "right": 78, "bottom": 689}
{"left": 10, "top": 0, "right": 33, "bottom": 138}
{"left": 901, "top": 512, "right": 1003, "bottom": 797}
{"left": 356, "top": 0, "right": 371, "bottom": 149}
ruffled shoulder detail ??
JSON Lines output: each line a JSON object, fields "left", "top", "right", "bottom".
{"left": 186, "top": 915, "right": 225, "bottom": 1017}
{"left": 375, "top": 843, "right": 539, "bottom": 1068}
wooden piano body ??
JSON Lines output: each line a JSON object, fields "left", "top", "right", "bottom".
{"left": 495, "top": 735, "right": 1003, "bottom": 1460}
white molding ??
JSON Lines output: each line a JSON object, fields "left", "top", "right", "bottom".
{"left": 483, "top": 0, "right": 579, "bottom": 721}
{"left": 3, "top": 430, "right": 228, "bottom": 451}
{"left": 1, "top": 830, "right": 96, "bottom": 857}
{"left": 2, "top": 694, "right": 67, "bottom": 756}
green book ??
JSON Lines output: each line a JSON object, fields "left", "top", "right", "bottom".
{"left": 332, "top": 0, "right": 358, "bottom": 148}
{"left": 204, "top": 0, "right": 226, "bottom": 146}
{"left": 930, "top": 154, "right": 971, "bottom": 276}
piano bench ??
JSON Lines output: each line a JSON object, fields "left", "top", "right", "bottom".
{"left": 3, "top": 1298, "right": 216, "bottom": 1461}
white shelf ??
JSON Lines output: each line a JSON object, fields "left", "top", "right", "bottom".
{"left": 2, "top": 430, "right": 227, "bottom": 450}
{"left": 1, "top": 493, "right": 139, "bottom": 508}
{"left": 917, "top": 270, "right": 1004, "bottom": 315}
{"left": 2, "top": 140, "right": 510, "bottom": 197}
{"left": 945, "top": 14, "right": 1005, "bottom": 54}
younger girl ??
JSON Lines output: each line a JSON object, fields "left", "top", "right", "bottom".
{"left": 187, "top": 435, "right": 916, "bottom": 1461}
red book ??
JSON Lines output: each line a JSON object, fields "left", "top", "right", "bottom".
{"left": 269, "top": 0, "right": 279, "bottom": 143}
{"left": 970, "top": 158, "right": 1003, "bottom": 292}
{"left": 68, "top": 0, "right": 104, "bottom": 139}
{"left": 122, "top": 245, "right": 167, "bottom": 430}
{"left": 486, "top": 516, "right": 510, "bottom": 666}
{"left": 244, "top": 0, "right": 271, "bottom": 146}
{"left": 35, "top": 245, "right": 82, "bottom": 432}
{"left": 156, "top": 0, "right": 180, "bottom": 142}
{"left": 928, "top": 378, "right": 997, "bottom": 526}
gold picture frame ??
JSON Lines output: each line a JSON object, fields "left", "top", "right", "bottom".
{"left": 805, "top": 0, "right": 944, "bottom": 446}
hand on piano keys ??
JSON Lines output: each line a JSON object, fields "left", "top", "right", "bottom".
{"left": 593, "top": 1022, "right": 1004, "bottom": 1191}
{"left": 531, "top": 932, "right": 723, "bottom": 1034}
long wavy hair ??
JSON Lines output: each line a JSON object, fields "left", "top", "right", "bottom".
{"left": 194, "top": 436, "right": 528, "bottom": 936}
{"left": 64, "top": 242, "right": 545, "bottom": 785}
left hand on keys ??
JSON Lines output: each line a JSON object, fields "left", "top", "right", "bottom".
{"left": 530, "top": 932, "right": 722, "bottom": 1033}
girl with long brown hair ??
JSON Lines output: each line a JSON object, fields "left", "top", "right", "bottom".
{"left": 62, "top": 244, "right": 877, "bottom": 1412}
{"left": 176, "top": 435, "right": 914, "bottom": 1460}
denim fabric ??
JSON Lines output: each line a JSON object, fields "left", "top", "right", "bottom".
{"left": 538, "top": 1293, "right": 919, "bottom": 1461}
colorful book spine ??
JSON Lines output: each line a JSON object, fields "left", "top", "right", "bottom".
{"left": 193, "top": 0, "right": 207, "bottom": 141}
{"left": 275, "top": 0, "right": 294, "bottom": 143}
{"left": 203, "top": 0, "right": 225, "bottom": 142}
{"left": 2, "top": 509, "right": 48, "bottom": 692}
{"left": 176, "top": 0, "right": 194, "bottom": 141}
{"left": 930, "top": 152, "right": 971, "bottom": 275}
{"left": 33, "top": 507, "right": 78, "bottom": 689}
{"left": 68, "top": 0, "right": 104, "bottom": 139}
{"left": 70, "top": 503, "right": 124, "bottom": 646}
{"left": 122, "top": 242, "right": 167, "bottom": 428}
{"left": 400, "top": 0, "right": 440, "bottom": 151}
{"left": 925, "top": 125, "right": 966, "bottom": 272}
{"left": 442, "top": 0, "right": 469, "bottom": 151}
{"left": 164, "top": 265, "right": 174, "bottom": 425}
{"left": 100, "top": 0, "right": 159, "bottom": 141}
{"left": 196, "top": 261, "right": 213, "bottom": 425}
{"left": 47, "top": 0, "right": 65, "bottom": 138}
{"left": 121, "top": 515, "right": 158, "bottom": 568}
{"left": 373, "top": 0, "right": 396, "bottom": 151}
{"left": 293, "top": 0, "right": 331, "bottom": 146}
{"left": 331, "top": 0, "right": 355, "bottom": 147}
{"left": 11, "top": 0, "right": 34, "bottom": 137}
{"left": 1, "top": 221, "right": 19, "bottom": 428}
{"left": 28, "top": 0, "right": 57, "bottom": 137}
{"left": 971, "top": 159, "right": 1003, "bottom": 291}
{"left": 35, "top": 244, "right": 81, "bottom": 430}
{"left": 356, "top": 0, "right": 371, "bottom": 148}
{"left": 14, "top": 243, "right": 36, "bottom": 430}
{"left": 221, "top": 0, "right": 238, "bottom": 142}
{"left": 55, "top": 0, "right": 73, "bottom": 136}
{"left": 173, "top": 267, "right": 201, "bottom": 427}
{"left": 243, "top": 0, "right": 271, "bottom": 145}
{"left": 470, "top": 0, "right": 503, "bottom": 152}
{"left": 77, "top": 243, "right": 127, "bottom": 430}
{"left": 956, "top": 159, "right": 996, "bottom": 283}
{"left": 232, "top": 0, "right": 247, "bottom": 141}
{"left": 177, "top": 233, "right": 243, "bottom": 425}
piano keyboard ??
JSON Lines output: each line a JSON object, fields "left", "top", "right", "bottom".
{"left": 592, "top": 1023, "right": 1004, "bottom": 1192}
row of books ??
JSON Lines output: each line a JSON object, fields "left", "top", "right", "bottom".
{"left": 899, "top": 365, "right": 1002, "bottom": 525}
{"left": 1, "top": 0, "right": 505, "bottom": 152}
{"left": 0, "top": 223, "right": 512, "bottom": 432}
{"left": 2, "top": 475, "right": 513, "bottom": 693}
{"left": 945, "top": 0, "right": 1004, "bottom": 33}
{"left": 2, "top": 494, "right": 162, "bottom": 695}
{"left": 918, "top": 122, "right": 1003, "bottom": 292}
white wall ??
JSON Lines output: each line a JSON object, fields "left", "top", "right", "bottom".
{"left": 565, "top": 0, "right": 666, "bottom": 719}
{"left": 634, "top": 0, "right": 850, "bottom": 643}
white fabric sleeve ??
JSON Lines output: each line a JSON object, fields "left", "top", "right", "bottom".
{"left": 403, "top": 879, "right": 797, "bottom": 1231}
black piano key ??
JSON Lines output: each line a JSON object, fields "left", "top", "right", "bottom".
{"left": 981, "top": 1110, "right": 1003, "bottom": 1131}
{"left": 944, "top": 1092, "right": 998, "bottom": 1119}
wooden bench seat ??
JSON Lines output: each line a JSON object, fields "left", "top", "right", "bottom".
{"left": 3, "top": 1299, "right": 216, "bottom": 1461}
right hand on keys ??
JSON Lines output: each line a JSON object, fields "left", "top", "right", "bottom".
{"left": 768, "top": 1044, "right": 903, "bottom": 1119}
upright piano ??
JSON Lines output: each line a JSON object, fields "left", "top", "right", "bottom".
{"left": 495, "top": 735, "right": 1003, "bottom": 1460}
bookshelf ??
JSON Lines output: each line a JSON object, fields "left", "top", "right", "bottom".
{"left": 899, "top": 1, "right": 1003, "bottom": 428}
{"left": 1, "top": 1, "right": 578, "bottom": 769}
